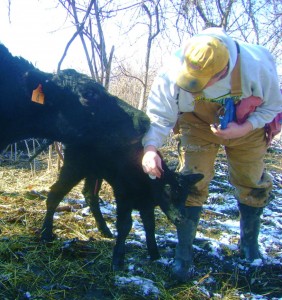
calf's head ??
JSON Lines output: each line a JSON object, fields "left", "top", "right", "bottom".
{"left": 149, "top": 164, "right": 203, "bottom": 224}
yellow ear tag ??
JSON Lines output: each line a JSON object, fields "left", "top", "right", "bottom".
{"left": 31, "top": 84, "right": 45, "bottom": 104}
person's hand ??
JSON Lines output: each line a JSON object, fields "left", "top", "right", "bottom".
{"left": 142, "top": 145, "right": 163, "bottom": 178}
{"left": 210, "top": 120, "right": 253, "bottom": 139}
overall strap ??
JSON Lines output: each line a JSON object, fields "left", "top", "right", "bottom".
{"left": 230, "top": 41, "right": 242, "bottom": 97}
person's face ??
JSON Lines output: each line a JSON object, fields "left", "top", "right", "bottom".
{"left": 204, "top": 64, "right": 229, "bottom": 89}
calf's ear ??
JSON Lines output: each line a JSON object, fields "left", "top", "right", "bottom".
{"left": 24, "top": 70, "right": 50, "bottom": 90}
{"left": 172, "top": 173, "right": 204, "bottom": 210}
{"left": 178, "top": 173, "right": 204, "bottom": 186}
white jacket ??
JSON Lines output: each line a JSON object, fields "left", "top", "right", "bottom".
{"left": 142, "top": 27, "right": 282, "bottom": 149}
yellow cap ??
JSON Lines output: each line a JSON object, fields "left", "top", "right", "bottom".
{"left": 176, "top": 36, "right": 229, "bottom": 92}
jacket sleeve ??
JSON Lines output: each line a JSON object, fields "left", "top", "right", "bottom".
{"left": 240, "top": 44, "right": 282, "bottom": 129}
{"left": 247, "top": 74, "right": 282, "bottom": 129}
{"left": 142, "top": 68, "right": 180, "bottom": 149}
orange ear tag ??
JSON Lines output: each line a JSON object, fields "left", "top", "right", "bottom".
{"left": 31, "top": 84, "right": 45, "bottom": 104}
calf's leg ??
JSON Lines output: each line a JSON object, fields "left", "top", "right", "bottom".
{"left": 83, "top": 177, "right": 113, "bottom": 238}
{"left": 41, "top": 166, "right": 83, "bottom": 241}
{"left": 112, "top": 203, "right": 133, "bottom": 271}
{"left": 139, "top": 208, "right": 160, "bottom": 260}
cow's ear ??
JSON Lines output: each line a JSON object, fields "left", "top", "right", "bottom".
{"left": 79, "top": 81, "right": 104, "bottom": 106}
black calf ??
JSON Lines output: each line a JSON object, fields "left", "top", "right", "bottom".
{"left": 41, "top": 143, "right": 203, "bottom": 271}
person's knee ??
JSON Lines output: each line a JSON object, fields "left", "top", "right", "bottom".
{"left": 232, "top": 171, "right": 273, "bottom": 207}
{"left": 236, "top": 188, "right": 274, "bottom": 208}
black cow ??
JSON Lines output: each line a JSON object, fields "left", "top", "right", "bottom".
{"left": 0, "top": 44, "right": 149, "bottom": 151}
{"left": 41, "top": 141, "right": 203, "bottom": 271}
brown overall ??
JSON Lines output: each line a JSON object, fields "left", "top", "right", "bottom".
{"left": 177, "top": 100, "right": 272, "bottom": 208}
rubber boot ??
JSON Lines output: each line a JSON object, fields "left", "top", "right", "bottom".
{"left": 238, "top": 202, "right": 263, "bottom": 261}
{"left": 171, "top": 206, "right": 202, "bottom": 282}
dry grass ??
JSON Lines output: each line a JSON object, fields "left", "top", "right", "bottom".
{"left": 0, "top": 140, "right": 281, "bottom": 299}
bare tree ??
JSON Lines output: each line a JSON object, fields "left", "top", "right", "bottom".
{"left": 57, "top": 0, "right": 116, "bottom": 88}
{"left": 138, "top": 1, "right": 160, "bottom": 110}
{"left": 167, "top": 0, "right": 281, "bottom": 68}
{"left": 56, "top": 0, "right": 281, "bottom": 106}
{"left": 11, "top": 0, "right": 276, "bottom": 100}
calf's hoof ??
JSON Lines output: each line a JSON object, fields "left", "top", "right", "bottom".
{"left": 41, "top": 231, "right": 56, "bottom": 243}
{"left": 240, "top": 244, "right": 261, "bottom": 262}
{"left": 171, "top": 259, "right": 195, "bottom": 282}
{"left": 111, "top": 261, "right": 125, "bottom": 272}
{"left": 99, "top": 227, "right": 113, "bottom": 239}
{"left": 150, "top": 252, "right": 161, "bottom": 261}
{"left": 112, "top": 252, "right": 125, "bottom": 272}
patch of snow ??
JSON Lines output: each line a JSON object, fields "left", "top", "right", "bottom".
{"left": 115, "top": 275, "right": 160, "bottom": 297}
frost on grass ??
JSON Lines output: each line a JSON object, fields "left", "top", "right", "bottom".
{"left": 115, "top": 275, "right": 160, "bottom": 297}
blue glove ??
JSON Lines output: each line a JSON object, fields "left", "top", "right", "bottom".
{"left": 219, "top": 98, "right": 236, "bottom": 129}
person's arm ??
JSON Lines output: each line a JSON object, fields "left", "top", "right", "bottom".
{"left": 142, "top": 71, "right": 180, "bottom": 148}
{"left": 142, "top": 66, "right": 180, "bottom": 177}
{"left": 210, "top": 120, "right": 253, "bottom": 139}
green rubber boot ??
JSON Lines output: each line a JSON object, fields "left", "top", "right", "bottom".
{"left": 238, "top": 202, "right": 264, "bottom": 261}
{"left": 171, "top": 206, "right": 202, "bottom": 282}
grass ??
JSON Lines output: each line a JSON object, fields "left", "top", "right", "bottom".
{"left": 0, "top": 140, "right": 281, "bottom": 299}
